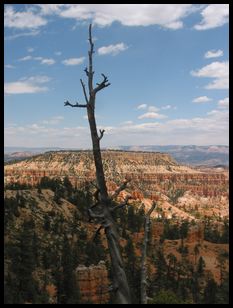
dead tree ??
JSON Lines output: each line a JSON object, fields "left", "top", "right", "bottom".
{"left": 140, "top": 202, "right": 156, "bottom": 304}
{"left": 65, "top": 24, "right": 131, "bottom": 304}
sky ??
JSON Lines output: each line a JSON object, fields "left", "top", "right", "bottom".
{"left": 4, "top": 4, "right": 229, "bottom": 148}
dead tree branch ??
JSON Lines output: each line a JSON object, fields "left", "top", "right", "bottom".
{"left": 88, "top": 208, "right": 104, "bottom": 220}
{"left": 98, "top": 129, "right": 105, "bottom": 141}
{"left": 88, "top": 24, "right": 94, "bottom": 93}
{"left": 92, "top": 225, "right": 103, "bottom": 241}
{"left": 64, "top": 23, "right": 131, "bottom": 304}
{"left": 93, "top": 187, "right": 100, "bottom": 202}
{"left": 110, "top": 195, "right": 132, "bottom": 212}
{"left": 110, "top": 179, "right": 130, "bottom": 200}
{"left": 141, "top": 201, "right": 156, "bottom": 304}
{"left": 94, "top": 73, "right": 111, "bottom": 94}
{"left": 64, "top": 100, "right": 87, "bottom": 108}
{"left": 80, "top": 79, "right": 89, "bottom": 104}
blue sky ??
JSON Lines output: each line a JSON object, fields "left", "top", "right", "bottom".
{"left": 4, "top": 4, "right": 229, "bottom": 148}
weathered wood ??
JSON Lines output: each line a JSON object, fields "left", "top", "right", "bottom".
{"left": 141, "top": 202, "right": 156, "bottom": 304}
{"left": 65, "top": 24, "right": 131, "bottom": 304}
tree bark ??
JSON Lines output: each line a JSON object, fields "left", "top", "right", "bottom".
{"left": 141, "top": 202, "right": 156, "bottom": 304}
{"left": 66, "top": 24, "right": 131, "bottom": 304}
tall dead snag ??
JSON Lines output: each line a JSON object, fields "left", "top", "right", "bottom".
{"left": 140, "top": 202, "right": 156, "bottom": 304}
{"left": 65, "top": 24, "right": 131, "bottom": 304}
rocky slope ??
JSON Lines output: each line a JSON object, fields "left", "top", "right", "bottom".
{"left": 4, "top": 151, "right": 229, "bottom": 303}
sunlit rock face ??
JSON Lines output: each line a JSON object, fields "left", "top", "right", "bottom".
{"left": 75, "top": 261, "right": 110, "bottom": 304}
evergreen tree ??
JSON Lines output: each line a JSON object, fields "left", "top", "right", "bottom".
{"left": 124, "top": 237, "right": 139, "bottom": 303}
{"left": 60, "top": 236, "right": 80, "bottom": 304}
{"left": 85, "top": 233, "right": 106, "bottom": 266}
{"left": 203, "top": 278, "right": 217, "bottom": 304}
{"left": 6, "top": 219, "right": 39, "bottom": 304}
{"left": 197, "top": 256, "right": 205, "bottom": 275}
{"left": 63, "top": 176, "right": 73, "bottom": 197}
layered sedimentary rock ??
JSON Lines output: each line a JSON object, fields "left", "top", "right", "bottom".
{"left": 186, "top": 224, "right": 204, "bottom": 243}
{"left": 4, "top": 151, "right": 228, "bottom": 199}
{"left": 75, "top": 261, "right": 110, "bottom": 304}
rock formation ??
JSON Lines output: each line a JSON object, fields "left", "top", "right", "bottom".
{"left": 75, "top": 261, "right": 110, "bottom": 304}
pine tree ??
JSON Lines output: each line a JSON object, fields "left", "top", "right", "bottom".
{"left": 203, "top": 278, "right": 217, "bottom": 304}
{"left": 60, "top": 236, "right": 80, "bottom": 304}
{"left": 197, "top": 256, "right": 205, "bottom": 275}
{"left": 124, "top": 237, "right": 139, "bottom": 303}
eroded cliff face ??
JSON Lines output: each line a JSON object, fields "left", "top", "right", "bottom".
{"left": 75, "top": 261, "right": 110, "bottom": 304}
{"left": 4, "top": 151, "right": 228, "bottom": 200}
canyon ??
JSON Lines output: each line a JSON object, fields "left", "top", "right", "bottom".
{"left": 4, "top": 150, "right": 229, "bottom": 304}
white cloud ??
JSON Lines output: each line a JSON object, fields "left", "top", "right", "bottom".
{"left": 62, "top": 57, "right": 85, "bottom": 66}
{"left": 98, "top": 43, "right": 128, "bottom": 56}
{"left": 194, "top": 4, "right": 229, "bottom": 30}
{"left": 4, "top": 30, "right": 40, "bottom": 40}
{"left": 24, "top": 76, "right": 51, "bottom": 83}
{"left": 122, "top": 121, "right": 133, "bottom": 125}
{"left": 138, "top": 112, "right": 167, "bottom": 120}
{"left": 5, "top": 108, "right": 228, "bottom": 147}
{"left": 36, "top": 4, "right": 66, "bottom": 15}
{"left": 5, "top": 64, "right": 15, "bottom": 69}
{"left": 148, "top": 106, "right": 160, "bottom": 112}
{"left": 136, "top": 104, "right": 147, "bottom": 110}
{"left": 34, "top": 57, "right": 43, "bottom": 61}
{"left": 18, "top": 55, "right": 33, "bottom": 61}
{"left": 4, "top": 75, "right": 50, "bottom": 95}
{"left": 18, "top": 56, "right": 55, "bottom": 65}
{"left": 4, "top": 5, "right": 47, "bottom": 29}
{"left": 204, "top": 49, "right": 223, "bottom": 59}
{"left": 41, "top": 58, "right": 56, "bottom": 65}
{"left": 55, "top": 51, "right": 62, "bottom": 56}
{"left": 4, "top": 82, "right": 47, "bottom": 95}
{"left": 161, "top": 105, "right": 172, "bottom": 110}
{"left": 192, "top": 96, "right": 212, "bottom": 103}
{"left": 42, "top": 116, "right": 64, "bottom": 125}
{"left": 27, "top": 47, "right": 34, "bottom": 53}
{"left": 56, "top": 4, "right": 194, "bottom": 29}
{"left": 191, "top": 61, "right": 229, "bottom": 90}
{"left": 218, "top": 97, "right": 229, "bottom": 109}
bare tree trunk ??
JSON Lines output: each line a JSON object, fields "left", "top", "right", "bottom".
{"left": 65, "top": 24, "right": 131, "bottom": 304}
{"left": 141, "top": 202, "right": 156, "bottom": 304}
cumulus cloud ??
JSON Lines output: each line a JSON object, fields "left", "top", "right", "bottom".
{"left": 121, "top": 121, "right": 133, "bottom": 125}
{"left": 161, "top": 105, "right": 173, "bottom": 110}
{"left": 5, "top": 64, "right": 15, "bottom": 69}
{"left": 18, "top": 55, "right": 33, "bottom": 61}
{"left": 57, "top": 4, "right": 194, "bottom": 28}
{"left": 36, "top": 4, "right": 66, "bottom": 15}
{"left": 138, "top": 112, "right": 167, "bottom": 120}
{"left": 42, "top": 116, "right": 64, "bottom": 125}
{"left": 136, "top": 104, "right": 147, "bottom": 110}
{"left": 204, "top": 49, "right": 223, "bottom": 59}
{"left": 218, "top": 97, "right": 229, "bottom": 109}
{"left": 4, "top": 5, "right": 47, "bottom": 29}
{"left": 6, "top": 4, "right": 228, "bottom": 34}
{"left": 4, "top": 75, "right": 50, "bottom": 95}
{"left": 98, "top": 43, "right": 128, "bottom": 56}
{"left": 27, "top": 47, "right": 34, "bottom": 53}
{"left": 5, "top": 108, "right": 229, "bottom": 147}
{"left": 191, "top": 61, "right": 229, "bottom": 90}
{"left": 148, "top": 106, "right": 160, "bottom": 112}
{"left": 4, "top": 30, "right": 40, "bottom": 40}
{"left": 192, "top": 96, "right": 212, "bottom": 103}
{"left": 62, "top": 57, "right": 85, "bottom": 66}
{"left": 55, "top": 51, "right": 62, "bottom": 56}
{"left": 18, "top": 55, "right": 55, "bottom": 65}
{"left": 194, "top": 4, "right": 229, "bottom": 30}
{"left": 40, "top": 58, "right": 56, "bottom": 65}
{"left": 28, "top": 4, "right": 196, "bottom": 29}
